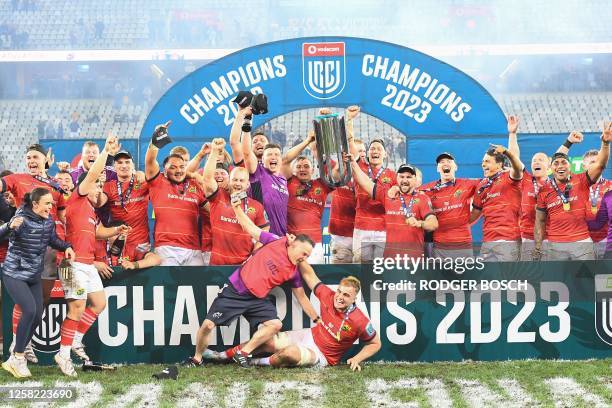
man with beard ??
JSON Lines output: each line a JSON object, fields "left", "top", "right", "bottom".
{"left": 347, "top": 107, "right": 396, "bottom": 262}
{"left": 1, "top": 144, "right": 68, "bottom": 363}
{"left": 580, "top": 149, "right": 612, "bottom": 259}
{"left": 420, "top": 153, "right": 480, "bottom": 259}
{"left": 507, "top": 115, "right": 585, "bottom": 260}
{"left": 97, "top": 150, "right": 161, "bottom": 270}
{"left": 351, "top": 157, "right": 437, "bottom": 258}
{"left": 69, "top": 140, "right": 116, "bottom": 186}
{"left": 535, "top": 123, "right": 611, "bottom": 261}
{"left": 145, "top": 124, "right": 207, "bottom": 266}
{"left": 195, "top": 138, "right": 268, "bottom": 265}
{"left": 470, "top": 143, "right": 524, "bottom": 262}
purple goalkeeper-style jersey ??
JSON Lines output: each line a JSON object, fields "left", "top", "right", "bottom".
{"left": 249, "top": 162, "right": 288, "bottom": 236}
{"left": 588, "top": 189, "right": 612, "bottom": 252}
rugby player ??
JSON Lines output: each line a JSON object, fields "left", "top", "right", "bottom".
{"left": 534, "top": 122, "right": 611, "bottom": 261}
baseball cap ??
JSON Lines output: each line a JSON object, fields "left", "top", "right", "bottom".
{"left": 435, "top": 152, "right": 455, "bottom": 163}
{"left": 397, "top": 163, "right": 417, "bottom": 174}
{"left": 26, "top": 143, "right": 47, "bottom": 156}
{"left": 551, "top": 152, "right": 570, "bottom": 162}
{"left": 114, "top": 150, "right": 132, "bottom": 160}
{"left": 232, "top": 90, "right": 254, "bottom": 108}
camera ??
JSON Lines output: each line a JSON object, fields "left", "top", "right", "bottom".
{"left": 232, "top": 91, "right": 268, "bottom": 133}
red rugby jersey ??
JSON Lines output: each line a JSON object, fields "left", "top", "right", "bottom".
{"left": 1, "top": 173, "right": 66, "bottom": 219}
{"left": 311, "top": 284, "right": 376, "bottom": 366}
{"left": 421, "top": 178, "right": 478, "bottom": 246}
{"left": 375, "top": 187, "right": 433, "bottom": 257}
{"left": 148, "top": 172, "right": 205, "bottom": 250}
{"left": 328, "top": 183, "right": 356, "bottom": 237}
{"left": 536, "top": 172, "right": 593, "bottom": 242}
{"left": 103, "top": 178, "right": 150, "bottom": 248}
{"left": 208, "top": 188, "right": 268, "bottom": 265}
{"left": 287, "top": 177, "right": 333, "bottom": 243}
{"left": 354, "top": 161, "right": 395, "bottom": 231}
{"left": 519, "top": 171, "right": 549, "bottom": 240}
{"left": 200, "top": 206, "right": 212, "bottom": 252}
{"left": 65, "top": 192, "right": 97, "bottom": 265}
{"left": 229, "top": 231, "right": 302, "bottom": 299}
{"left": 472, "top": 172, "right": 522, "bottom": 242}
{"left": 585, "top": 178, "right": 612, "bottom": 242}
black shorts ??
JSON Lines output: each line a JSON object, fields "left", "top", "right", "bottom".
{"left": 205, "top": 283, "right": 279, "bottom": 328}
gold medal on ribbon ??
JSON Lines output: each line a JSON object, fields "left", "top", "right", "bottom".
{"left": 563, "top": 202, "right": 570, "bottom": 211}
{"left": 405, "top": 217, "right": 411, "bottom": 224}
{"left": 591, "top": 206, "right": 597, "bottom": 214}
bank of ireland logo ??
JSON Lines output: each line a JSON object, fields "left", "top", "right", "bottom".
{"left": 31, "top": 281, "right": 67, "bottom": 353}
{"left": 302, "top": 42, "right": 346, "bottom": 100}
{"left": 595, "top": 274, "right": 612, "bottom": 345}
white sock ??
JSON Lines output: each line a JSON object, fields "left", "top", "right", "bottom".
{"left": 218, "top": 351, "right": 228, "bottom": 359}
{"left": 251, "top": 357, "right": 271, "bottom": 366}
{"left": 72, "top": 333, "right": 84, "bottom": 347}
{"left": 59, "top": 345, "right": 71, "bottom": 359}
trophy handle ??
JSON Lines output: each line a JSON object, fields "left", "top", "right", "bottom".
{"left": 313, "top": 114, "right": 352, "bottom": 188}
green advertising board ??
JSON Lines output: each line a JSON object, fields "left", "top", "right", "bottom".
{"left": 2, "top": 261, "right": 612, "bottom": 365}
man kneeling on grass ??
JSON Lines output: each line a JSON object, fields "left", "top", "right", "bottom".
{"left": 206, "top": 267, "right": 381, "bottom": 370}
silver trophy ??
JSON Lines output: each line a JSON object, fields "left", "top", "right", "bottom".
{"left": 312, "top": 113, "right": 352, "bottom": 188}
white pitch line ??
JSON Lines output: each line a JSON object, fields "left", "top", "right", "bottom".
{"left": 545, "top": 377, "right": 609, "bottom": 408}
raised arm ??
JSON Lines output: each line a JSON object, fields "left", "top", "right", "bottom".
{"left": 145, "top": 121, "right": 170, "bottom": 180}
{"left": 587, "top": 122, "right": 612, "bottom": 182}
{"left": 345, "top": 106, "right": 360, "bottom": 158}
{"left": 507, "top": 115, "right": 520, "bottom": 159}
{"left": 349, "top": 154, "right": 375, "bottom": 198}
{"left": 556, "top": 131, "right": 583, "bottom": 154}
{"left": 186, "top": 143, "right": 211, "bottom": 173}
{"left": 230, "top": 106, "right": 252, "bottom": 164}
{"left": 241, "top": 117, "right": 258, "bottom": 174}
{"left": 491, "top": 144, "right": 523, "bottom": 181}
{"left": 296, "top": 261, "right": 322, "bottom": 291}
{"left": 78, "top": 135, "right": 118, "bottom": 196}
{"left": 281, "top": 131, "right": 315, "bottom": 179}
{"left": 202, "top": 139, "right": 225, "bottom": 196}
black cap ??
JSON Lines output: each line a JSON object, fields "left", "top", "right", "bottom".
{"left": 232, "top": 91, "right": 254, "bottom": 108}
{"left": 152, "top": 365, "right": 178, "bottom": 380}
{"left": 435, "top": 152, "right": 455, "bottom": 163}
{"left": 397, "top": 163, "right": 417, "bottom": 175}
{"left": 551, "top": 152, "right": 570, "bottom": 162}
{"left": 26, "top": 143, "right": 47, "bottom": 156}
{"left": 114, "top": 150, "right": 132, "bottom": 160}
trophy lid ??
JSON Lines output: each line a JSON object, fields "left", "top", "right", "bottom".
{"left": 315, "top": 113, "right": 339, "bottom": 120}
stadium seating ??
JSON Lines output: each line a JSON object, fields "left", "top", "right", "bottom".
{"left": 0, "top": 92, "right": 609, "bottom": 173}
{"left": 0, "top": 0, "right": 609, "bottom": 50}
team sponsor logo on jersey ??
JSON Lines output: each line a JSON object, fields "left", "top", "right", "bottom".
{"left": 302, "top": 42, "right": 346, "bottom": 100}
{"left": 595, "top": 274, "right": 612, "bottom": 346}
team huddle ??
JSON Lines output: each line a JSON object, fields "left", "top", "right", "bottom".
{"left": 0, "top": 101, "right": 610, "bottom": 378}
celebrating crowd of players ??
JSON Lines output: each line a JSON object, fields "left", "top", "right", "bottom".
{"left": 0, "top": 101, "right": 610, "bottom": 377}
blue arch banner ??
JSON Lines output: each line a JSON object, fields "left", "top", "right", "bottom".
{"left": 140, "top": 37, "right": 506, "bottom": 155}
